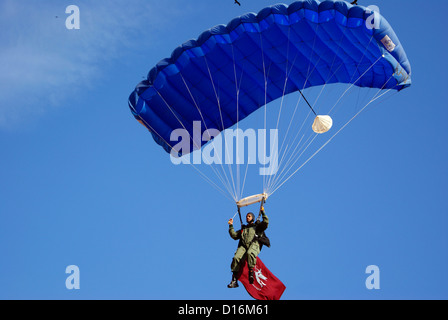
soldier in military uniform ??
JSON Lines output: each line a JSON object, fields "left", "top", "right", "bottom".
{"left": 227, "top": 206, "right": 269, "bottom": 288}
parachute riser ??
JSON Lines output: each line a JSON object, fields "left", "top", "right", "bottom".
{"left": 237, "top": 207, "right": 243, "bottom": 226}
{"left": 256, "top": 198, "right": 266, "bottom": 222}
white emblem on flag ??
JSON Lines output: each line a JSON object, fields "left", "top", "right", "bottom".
{"left": 254, "top": 266, "right": 268, "bottom": 288}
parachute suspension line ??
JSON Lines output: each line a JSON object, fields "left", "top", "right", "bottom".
{"left": 230, "top": 42, "right": 251, "bottom": 200}
{"left": 258, "top": 31, "right": 269, "bottom": 196}
{"left": 238, "top": 60, "right": 246, "bottom": 198}
{"left": 268, "top": 75, "right": 315, "bottom": 191}
{"left": 328, "top": 53, "right": 383, "bottom": 116}
{"left": 348, "top": 34, "right": 376, "bottom": 85}
{"left": 129, "top": 104, "right": 235, "bottom": 202}
{"left": 265, "top": 94, "right": 313, "bottom": 193}
{"left": 266, "top": 94, "right": 313, "bottom": 191}
{"left": 178, "top": 72, "right": 237, "bottom": 201}
{"left": 310, "top": 32, "right": 348, "bottom": 115}
{"left": 229, "top": 42, "right": 250, "bottom": 200}
{"left": 203, "top": 56, "right": 239, "bottom": 201}
{"left": 259, "top": 37, "right": 275, "bottom": 195}
{"left": 236, "top": 49, "right": 253, "bottom": 200}
{"left": 304, "top": 32, "right": 376, "bottom": 120}
{"left": 256, "top": 29, "right": 278, "bottom": 196}
{"left": 265, "top": 25, "right": 296, "bottom": 189}
{"left": 155, "top": 84, "right": 241, "bottom": 201}
{"left": 230, "top": 43, "right": 242, "bottom": 201}
{"left": 274, "top": 97, "right": 308, "bottom": 176}
{"left": 267, "top": 33, "right": 371, "bottom": 193}
{"left": 239, "top": 154, "right": 251, "bottom": 201}
{"left": 187, "top": 162, "right": 237, "bottom": 203}
{"left": 266, "top": 22, "right": 324, "bottom": 193}
{"left": 266, "top": 26, "right": 320, "bottom": 190}
{"left": 268, "top": 75, "right": 396, "bottom": 196}
{"left": 267, "top": 133, "right": 319, "bottom": 195}
{"left": 265, "top": 22, "right": 321, "bottom": 193}
{"left": 165, "top": 76, "right": 237, "bottom": 202}
{"left": 268, "top": 82, "right": 377, "bottom": 194}
{"left": 274, "top": 126, "right": 308, "bottom": 184}
{"left": 266, "top": 50, "right": 387, "bottom": 195}
{"left": 201, "top": 41, "right": 253, "bottom": 202}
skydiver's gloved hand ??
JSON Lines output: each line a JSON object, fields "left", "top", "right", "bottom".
{"left": 228, "top": 218, "right": 234, "bottom": 225}
{"left": 260, "top": 206, "right": 265, "bottom": 213}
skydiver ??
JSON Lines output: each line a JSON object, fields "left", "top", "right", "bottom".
{"left": 234, "top": 0, "right": 241, "bottom": 6}
{"left": 351, "top": 0, "right": 358, "bottom": 5}
{"left": 227, "top": 206, "right": 269, "bottom": 288}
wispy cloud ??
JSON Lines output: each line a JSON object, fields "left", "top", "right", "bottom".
{"left": 0, "top": 0, "right": 187, "bottom": 128}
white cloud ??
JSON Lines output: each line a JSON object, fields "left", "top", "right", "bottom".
{"left": 0, "top": 0, "right": 187, "bottom": 129}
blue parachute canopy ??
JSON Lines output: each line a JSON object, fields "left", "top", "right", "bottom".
{"left": 128, "top": 0, "right": 411, "bottom": 155}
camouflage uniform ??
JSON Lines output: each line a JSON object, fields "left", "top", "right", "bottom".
{"left": 229, "top": 211, "right": 269, "bottom": 272}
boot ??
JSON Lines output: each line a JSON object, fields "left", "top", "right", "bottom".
{"left": 227, "top": 272, "right": 239, "bottom": 288}
{"left": 248, "top": 268, "right": 254, "bottom": 284}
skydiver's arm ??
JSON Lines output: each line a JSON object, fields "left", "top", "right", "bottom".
{"left": 228, "top": 219, "right": 241, "bottom": 240}
{"left": 259, "top": 206, "right": 269, "bottom": 230}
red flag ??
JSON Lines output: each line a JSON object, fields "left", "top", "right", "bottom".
{"left": 237, "top": 257, "right": 286, "bottom": 300}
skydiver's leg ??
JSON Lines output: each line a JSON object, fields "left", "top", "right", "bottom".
{"left": 247, "top": 243, "right": 260, "bottom": 269}
{"left": 247, "top": 243, "right": 260, "bottom": 284}
{"left": 230, "top": 246, "right": 246, "bottom": 273}
{"left": 228, "top": 246, "right": 246, "bottom": 288}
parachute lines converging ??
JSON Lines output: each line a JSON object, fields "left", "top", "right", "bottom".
{"left": 128, "top": 0, "right": 411, "bottom": 203}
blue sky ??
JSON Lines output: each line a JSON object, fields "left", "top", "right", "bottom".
{"left": 0, "top": 0, "right": 447, "bottom": 300}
